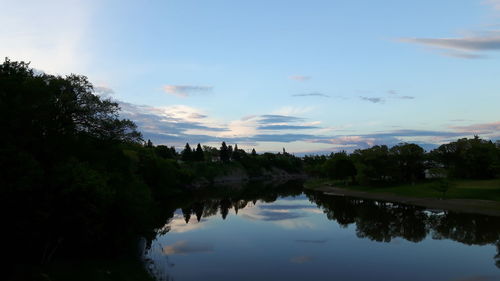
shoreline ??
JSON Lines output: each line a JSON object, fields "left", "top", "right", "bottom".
{"left": 309, "top": 185, "right": 500, "bottom": 217}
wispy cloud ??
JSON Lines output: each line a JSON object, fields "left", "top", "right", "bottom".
{"left": 399, "top": 31, "right": 500, "bottom": 58}
{"left": 360, "top": 96, "right": 385, "bottom": 103}
{"left": 292, "top": 92, "right": 330, "bottom": 98}
{"left": 289, "top": 75, "right": 311, "bottom": 81}
{"left": 258, "top": 115, "right": 305, "bottom": 124}
{"left": 163, "top": 85, "right": 213, "bottom": 97}
{"left": 258, "top": 125, "right": 319, "bottom": 130}
{"left": 396, "top": 95, "right": 415, "bottom": 100}
{"left": 450, "top": 121, "right": 500, "bottom": 134}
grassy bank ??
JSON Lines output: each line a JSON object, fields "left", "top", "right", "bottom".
{"left": 305, "top": 178, "right": 500, "bottom": 202}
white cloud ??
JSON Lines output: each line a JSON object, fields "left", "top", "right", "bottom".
{"left": 163, "top": 85, "right": 213, "bottom": 97}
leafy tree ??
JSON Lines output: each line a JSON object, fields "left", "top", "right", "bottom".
{"left": 390, "top": 143, "right": 425, "bottom": 184}
{"left": 203, "top": 145, "right": 219, "bottom": 162}
{"left": 324, "top": 151, "right": 357, "bottom": 185}
{"left": 430, "top": 136, "right": 498, "bottom": 179}
{"left": 352, "top": 145, "right": 394, "bottom": 185}
{"left": 155, "top": 145, "right": 176, "bottom": 159}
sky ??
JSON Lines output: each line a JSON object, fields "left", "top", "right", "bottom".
{"left": 2, "top": 0, "right": 500, "bottom": 154}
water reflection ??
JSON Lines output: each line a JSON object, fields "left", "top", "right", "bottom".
{"left": 307, "top": 191, "right": 500, "bottom": 247}
{"left": 145, "top": 182, "right": 500, "bottom": 281}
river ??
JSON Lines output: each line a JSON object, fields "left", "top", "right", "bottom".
{"left": 143, "top": 182, "right": 500, "bottom": 281}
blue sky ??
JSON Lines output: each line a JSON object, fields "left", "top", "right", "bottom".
{"left": 2, "top": 0, "right": 500, "bottom": 153}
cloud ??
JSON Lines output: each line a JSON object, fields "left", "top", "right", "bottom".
{"left": 442, "top": 52, "right": 487, "bottom": 59}
{"left": 400, "top": 34, "right": 500, "bottom": 52}
{"left": 360, "top": 96, "right": 385, "bottom": 103}
{"left": 290, "top": 75, "right": 311, "bottom": 81}
{"left": 94, "top": 86, "right": 115, "bottom": 98}
{"left": 258, "top": 115, "right": 305, "bottom": 124}
{"left": 388, "top": 90, "right": 398, "bottom": 95}
{"left": 163, "top": 85, "right": 213, "bottom": 97}
{"left": 292, "top": 92, "right": 330, "bottom": 98}
{"left": 396, "top": 95, "right": 415, "bottom": 100}
{"left": 118, "top": 102, "right": 230, "bottom": 145}
{"left": 258, "top": 211, "right": 306, "bottom": 221}
{"left": 450, "top": 121, "right": 500, "bottom": 134}
{"left": 258, "top": 125, "right": 319, "bottom": 130}
{"left": 167, "top": 214, "right": 208, "bottom": 233}
{"left": 399, "top": 31, "right": 500, "bottom": 58}
{"left": 163, "top": 240, "right": 213, "bottom": 255}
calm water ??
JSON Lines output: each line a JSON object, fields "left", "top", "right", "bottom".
{"left": 144, "top": 187, "right": 500, "bottom": 281}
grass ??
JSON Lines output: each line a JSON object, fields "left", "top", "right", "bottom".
{"left": 10, "top": 257, "right": 154, "bottom": 281}
{"left": 305, "top": 178, "right": 500, "bottom": 202}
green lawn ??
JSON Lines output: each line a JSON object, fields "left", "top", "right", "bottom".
{"left": 305, "top": 178, "right": 500, "bottom": 202}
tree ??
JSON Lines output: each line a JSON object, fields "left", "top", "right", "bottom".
{"left": 430, "top": 136, "right": 498, "bottom": 179}
{"left": 352, "top": 145, "right": 394, "bottom": 185}
{"left": 155, "top": 145, "right": 176, "bottom": 159}
{"left": 324, "top": 151, "right": 357, "bottom": 185}
{"left": 220, "top": 141, "right": 230, "bottom": 163}
{"left": 251, "top": 148, "right": 257, "bottom": 156}
{"left": 181, "top": 143, "right": 193, "bottom": 161}
{"left": 390, "top": 143, "right": 425, "bottom": 184}
{"left": 232, "top": 144, "right": 241, "bottom": 161}
{"left": 194, "top": 143, "right": 205, "bottom": 161}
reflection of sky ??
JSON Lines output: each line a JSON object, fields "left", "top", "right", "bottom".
{"left": 146, "top": 195, "right": 500, "bottom": 281}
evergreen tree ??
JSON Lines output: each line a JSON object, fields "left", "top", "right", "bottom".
{"left": 181, "top": 143, "right": 193, "bottom": 161}
{"left": 220, "top": 141, "right": 230, "bottom": 163}
{"left": 228, "top": 145, "right": 233, "bottom": 161}
{"left": 233, "top": 144, "right": 241, "bottom": 161}
{"left": 251, "top": 148, "right": 257, "bottom": 156}
{"left": 195, "top": 143, "right": 205, "bottom": 161}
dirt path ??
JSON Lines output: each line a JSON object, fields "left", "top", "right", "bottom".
{"left": 312, "top": 185, "right": 500, "bottom": 217}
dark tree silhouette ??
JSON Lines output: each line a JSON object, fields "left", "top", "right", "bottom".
{"left": 195, "top": 143, "right": 204, "bottom": 161}
{"left": 220, "top": 141, "right": 230, "bottom": 163}
{"left": 181, "top": 143, "right": 193, "bottom": 161}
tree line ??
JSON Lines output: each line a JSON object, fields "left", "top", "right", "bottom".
{"left": 304, "top": 137, "right": 500, "bottom": 186}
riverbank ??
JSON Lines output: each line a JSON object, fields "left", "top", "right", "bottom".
{"left": 305, "top": 179, "right": 500, "bottom": 216}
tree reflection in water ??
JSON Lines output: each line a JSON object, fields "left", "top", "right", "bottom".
{"left": 148, "top": 181, "right": 500, "bottom": 275}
